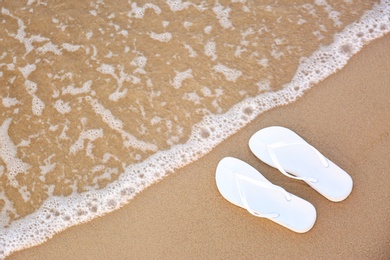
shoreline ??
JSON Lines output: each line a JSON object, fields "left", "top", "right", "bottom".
{"left": 9, "top": 34, "right": 390, "bottom": 259}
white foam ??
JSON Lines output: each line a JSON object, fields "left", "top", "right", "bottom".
{"left": 87, "top": 97, "right": 123, "bottom": 130}
{"left": 59, "top": 123, "right": 70, "bottom": 140}
{"left": 1, "top": 8, "right": 49, "bottom": 55}
{"left": 256, "top": 79, "right": 272, "bottom": 93}
{"left": 131, "top": 56, "right": 147, "bottom": 69}
{"left": 0, "top": 118, "right": 31, "bottom": 187}
{"left": 62, "top": 80, "right": 92, "bottom": 96}
{"left": 109, "top": 88, "right": 128, "bottom": 101}
{"left": 127, "top": 3, "right": 161, "bottom": 19}
{"left": 2, "top": 97, "right": 19, "bottom": 107}
{"left": 165, "top": 0, "right": 192, "bottom": 12}
{"left": 97, "top": 63, "right": 115, "bottom": 75}
{"left": 32, "top": 95, "right": 45, "bottom": 116}
{"left": 36, "top": 42, "right": 62, "bottom": 55}
{"left": 86, "top": 97, "right": 158, "bottom": 151}
{"left": 171, "top": 69, "right": 193, "bottom": 89}
{"left": 162, "top": 21, "right": 170, "bottom": 27}
{"left": 258, "top": 57, "right": 269, "bottom": 67}
{"left": 314, "top": 0, "right": 342, "bottom": 27}
{"left": 184, "top": 44, "right": 197, "bottom": 57}
{"left": 1, "top": 1, "right": 390, "bottom": 258}
{"left": 53, "top": 99, "right": 71, "bottom": 114}
{"left": 119, "top": 30, "right": 128, "bottom": 37}
{"left": 150, "top": 116, "right": 162, "bottom": 125}
{"left": 86, "top": 31, "right": 93, "bottom": 40}
{"left": 149, "top": 32, "right": 172, "bottom": 42}
{"left": 18, "top": 185, "right": 31, "bottom": 203}
{"left": 213, "top": 3, "right": 233, "bottom": 29}
{"left": 18, "top": 64, "right": 36, "bottom": 79}
{"left": 0, "top": 190, "right": 20, "bottom": 227}
{"left": 204, "top": 41, "right": 217, "bottom": 61}
{"left": 70, "top": 129, "right": 103, "bottom": 155}
{"left": 270, "top": 47, "right": 284, "bottom": 59}
{"left": 39, "top": 154, "right": 56, "bottom": 182}
{"left": 234, "top": 46, "right": 247, "bottom": 57}
{"left": 91, "top": 167, "right": 119, "bottom": 186}
{"left": 212, "top": 63, "right": 242, "bottom": 82}
{"left": 182, "top": 91, "right": 202, "bottom": 105}
{"left": 24, "top": 80, "right": 38, "bottom": 95}
{"left": 204, "top": 25, "right": 212, "bottom": 34}
{"left": 62, "top": 43, "right": 81, "bottom": 52}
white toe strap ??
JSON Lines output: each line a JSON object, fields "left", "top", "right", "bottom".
{"left": 233, "top": 171, "right": 291, "bottom": 219}
{"left": 267, "top": 141, "right": 329, "bottom": 183}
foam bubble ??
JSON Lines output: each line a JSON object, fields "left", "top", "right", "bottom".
{"left": 131, "top": 56, "right": 147, "bottom": 68}
{"left": 212, "top": 63, "right": 242, "bottom": 82}
{"left": 18, "top": 64, "right": 36, "bottom": 79}
{"left": 204, "top": 25, "right": 212, "bottom": 34}
{"left": 171, "top": 69, "right": 193, "bottom": 89}
{"left": 18, "top": 185, "right": 31, "bottom": 203}
{"left": 1, "top": 7, "right": 11, "bottom": 15}
{"left": 32, "top": 95, "right": 45, "bottom": 116}
{"left": 182, "top": 91, "right": 201, "bottom": 105}
{"left": 86, "top": 31, "right": 93, "bottom": 39}
{"left": 86, "top": 97, "right": 157, "bottom": 151}
{"left": 213, "top": 3, "right": 233, "bottom": 29}
{"left": 314, "top": 0, "right": 342, "bottom": 27}
{"left": 204, "top": 41, "right": 217, "bottom": 61}
{"left": 62, "top": 80, "right": 92, "bottom": 95}
{"left": 36, "top": 42, "right": 62, "bottom": 55}
{"left": 109, "top": 88, "right": 128, "bottom": 101}
{"left": 166, "top": 0, "right": 191, "bottom": 12}
{"left": 24, "top": 80, "right": 38, "bottom": 94}
{"left": 119, "top": 30, "right": 128, "bottom": 37}
{"left": 162, "top": 21, "right": 170, "bottom": 27}
{"left": 2, "top": 97, "right": 19, "bottom": 107}
{"left": 70, "top": 129, "right": 103, "bottom": 155}
{"left": 128, "top": 3, "right": 161, "bottom": 19}
{"left": 97, "top": 64, "right": 115, "bottom": 75}
{"left": 149, "top": 32, "right": 172, "bottom": 42}
{"left": 92, "top": 167, "right": 119, "bottom": 185}
{"left": 39, "top": 154, "right": 56, "bottom": 181}
{"left": 184, "top": 44, "right": 197, "bottom": 57}
{"left": 89, "top": 98, "right": 124, "bottom": 130}
{"left": 53, "top": 99, "right": 71, "bottom": 114}
{"left": 256, "top": 79, "right": 271, "bottom": 93}
{"left": 0, "top": 118, "right": 31, "bottom": 187}
{"left": 258, "top": 57, "right": 269, "bottom": 67}
{"left": 183, "top": 21, "right": 193, "bottom": 29}
{"left": 0, "top": 189, "right": 19, "bottom": 227}
{"left": 62, "top": 43, "right": 81, "bottom": 52}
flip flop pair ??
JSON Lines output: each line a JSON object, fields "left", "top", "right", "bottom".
{"left": 215, "top": 126, "right": 353, "bottom": 233}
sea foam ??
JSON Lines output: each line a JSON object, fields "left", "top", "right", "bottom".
{"left": 0, "top": 1, "right": 389, "bottom": 258}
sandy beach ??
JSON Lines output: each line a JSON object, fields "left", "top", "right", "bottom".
{"left": 8, "top": 33, "right": 390, "bottom": 259}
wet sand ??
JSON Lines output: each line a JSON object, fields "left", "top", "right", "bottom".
{"left": 9, "top": 34, "right": 390, "bottom": 259}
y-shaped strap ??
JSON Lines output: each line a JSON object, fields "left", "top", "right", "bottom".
{"left": 233, "top": 171, "right": 292, "bottom": 219}
{"left": 267, "top": 141, "right": 329, "bottom": 183}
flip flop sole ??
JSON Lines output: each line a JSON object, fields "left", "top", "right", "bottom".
{"left": 249, "top": 126, "right": 353, "bottom": 202}
{"left": 216, "top": 157, "right": 316, "bottom": 233}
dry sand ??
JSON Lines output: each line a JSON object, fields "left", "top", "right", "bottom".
{"left": 9, "top": 34, "right": 390, "bottom": 259}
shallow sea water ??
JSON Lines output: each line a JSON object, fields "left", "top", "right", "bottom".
{"left": 0, "top": 0, "right": 389, "bottom": 257}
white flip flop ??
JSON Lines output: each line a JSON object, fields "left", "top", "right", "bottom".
{"left": 249, "top": 126, "right": 353, "bottom": 202}
{"left": 215, "top": 157, "right": 316, "bottom": 233}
